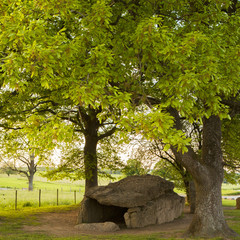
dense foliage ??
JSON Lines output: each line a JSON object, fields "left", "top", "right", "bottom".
{"left": 1, "top": 0, "right": 240, "bottom": 237}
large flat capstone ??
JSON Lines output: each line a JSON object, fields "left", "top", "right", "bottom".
{"left": 85, "top": 175, "right": 174, "bottom": 208}
{"left": 78, "top": 175, "right": 185, "bottom": 228}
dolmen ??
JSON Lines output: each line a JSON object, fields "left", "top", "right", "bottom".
{"left": 77, "top": 175, "right": 185, "bottom": 229}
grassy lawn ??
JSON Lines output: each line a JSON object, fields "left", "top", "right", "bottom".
{"left": 0, "top": 174, "right": 240, "bottom": 239}
{"left": 0, "top": 172, "right": 119, "bottom": 191}
{"left": 0, "top": 173, "right": 121, "bottom": 210}
{"left": 0, "top": 200, "right": 239, "bottom": 240}
{"left": 222, "top": 183, "right": 240, "bottom": 196}
{"left": 0, "top": 173, "right": 85, "bottom": 191}
{"left": 174, "top": 183, "right": 240, "bottom": 196}
{"left": 0, "top": 173, "right": 84, "bottom": 209}
{"left": 0, "top": 188, "right": 84, "bottom": 209}
{"left": 0, "top": 205, "right": 78, "bottom": 240}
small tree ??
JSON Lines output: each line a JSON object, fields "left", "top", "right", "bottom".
{"left": 0, "top": 163, "right": 16, "bottom": 176}
{"left": 1, "top": 153, "right": 37, "bottom": 191}
{"left": 0, "top": 128, "right": 51, "bottom": 191}
{"left": 122, "top": 158, "right": 148, "bottom": 176}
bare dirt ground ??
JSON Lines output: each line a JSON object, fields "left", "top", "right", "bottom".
{"left": 23, "top": 206, "right": 194, "bottom": 238}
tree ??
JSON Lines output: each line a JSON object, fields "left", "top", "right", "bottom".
{"left": 0, "top": 128, "right": 51, "bottom": 191}
{"left": 39, "top": 104, "right": 121, "bottom": 191}
{"left": 0, "top": 163, "right": 16, "bottom": 176}
{"left": 0, "top": 0, "right": 131, "bottom": 193}
{"left": 131, "top": 137, "right": 196, "bottom": 213}
{"left": 122, "top": 158, "right": 149, "bottom": 176}
{"left": 43, "top": 134, "right": 124, "bottom": 182}
{"left": 125, "top": 1, "right": 240, "bottom": 237}
{"left": 222, "top": 114, "right": 240, "bottom": 182}
{"left": 1, "top": 152, "right": 37, "bottom": 191}
{"left": 1, "top": 0, "right": 240, "bottom": 237}
{"left": 115, "top": 1, "right": 240, "bottom": 237}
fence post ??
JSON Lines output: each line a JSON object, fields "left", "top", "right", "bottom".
{"left": 39, "top": 189, "right": 41, "bottom": 207}
{"left": 15, "top": 190, "right": 17, "bottom": 210}
{"left": 74, "top": 190, "right": 76, "bottom": 204}
{"left": 57, "top": 189, "right": 59, "bottom": 206}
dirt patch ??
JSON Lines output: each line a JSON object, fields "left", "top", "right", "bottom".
{"left": 23, "top": 206, "right": 193, "bottom": 238}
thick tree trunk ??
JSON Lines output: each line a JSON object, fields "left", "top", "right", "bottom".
{"left": 79, "top": 107, "right": 100, "bottom": 193}
{"left": 169, "top": 108, "right": 238, "bottom": 237}
{"left": 185, "top": 116, "right": 238, "bottom": 237}
{"left": 170, "top": 109, "right": 237, "bottom": 237}
{"left": 84, "top": 135, "right": 98, "bottom": 192}
{"left": 79, "top": 106, "right": 116, "bottom": 193}
{"left": 77, "top": 107, "right": 117, "bottom": 223}
{"left": 187, "top": 173, "right": 232, "bottom": 237}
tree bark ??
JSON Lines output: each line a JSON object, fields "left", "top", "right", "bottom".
{"left": 169, "top": 108, "right": 238, "bottom": 237}
{"left": 188, "top": 180, "right": 196, "bottom": 214}
{"left": 184, "top": 116, "right": 238, "bottom": 237}
{"left": 28, "top": 156, "right": 36, "bottom": 191}
{"left": 79, "top": 106, "right": 116, "bottom": 193}
{"left": 78, "top": 107, "right": 100, "bottom": 193}
{"left": 186, "top": 174, "right": 234, "bottom": 237}
{"left": 173, "top": 148, "right": 196, "bottom": 213}
{"left": 183, "top": 177, "right": 196, "bottom": 213}
{"left": 28, "top": 174, "right": 34, "bottom": 191}
{"left": 84, "top": 134, "right": 98, "bottom": 192}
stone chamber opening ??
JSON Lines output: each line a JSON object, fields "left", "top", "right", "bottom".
{"left": 101, "top": 204, "right": 128, "bottom": 228}
{"left": 84, "top": 198, "right": 128, "bottom": 228}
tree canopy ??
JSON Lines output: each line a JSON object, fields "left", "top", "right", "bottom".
{"left": 1, "top": 0, "right": 240, "bottom": 238}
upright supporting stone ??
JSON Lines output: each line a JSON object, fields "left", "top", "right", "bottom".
{"left": 236, "top": 197, "right": 240, "bottom": 209}
{"left": 124, "top": 193, "right": 185, "bottom": 228}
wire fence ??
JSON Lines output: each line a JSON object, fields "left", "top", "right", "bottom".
{"left": 0, "top": 188, "right": 84, "bottom": 210}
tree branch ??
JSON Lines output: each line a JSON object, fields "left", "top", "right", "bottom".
{"left": 98, "top": 126, "right": 117, "bottom": 140}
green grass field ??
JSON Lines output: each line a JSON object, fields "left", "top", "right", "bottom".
{"left": 0, "top": 173, "right": 240, "bottom": 210}
{"left": 0, "top": 189, "right": 83, "bottom": 209}
{"left": 0, "top": 200, "right": 239, "bottom": 240}
{"left": 0, "top": 173, "right": 85, "bottom": 209}
{"left": 222, "top": 183, "right": 240, "bottom": 196}
{"left": 0, "top": 173, "right": 85, "bottom": 191}
{"left": 0, "top": 172, "right": 120, "bottom": 210}
{"left": 0, "top": 174, "right": 240, "bottom": 239}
